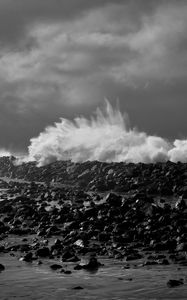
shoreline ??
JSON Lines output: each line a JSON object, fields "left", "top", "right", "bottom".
{"left": 0, "top": 159, "right": 187, "bottom": 298}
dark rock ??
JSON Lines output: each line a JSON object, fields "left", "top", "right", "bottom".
{"left": 73, "top": 286, "right": 84, "bottom": 290}
{"left": 0, "top": 263, "right": 5, "bottom": 271}
{"left": 167, "top": 279, "right": 184, "bottom": 288}
{"left": 61, "top": 249, "right": 78, "bottom": 262}
{"left": 50, "top": 264, "right": 63, "bottom": 270}
{"left": 36, "top": 247, "right": 50, "bottom": 257}
{"left": 60, "top": 268, "right": 65, "bottom": 273}
{"left": 64, "top": 270, "right": 72, "bottom": 274}
{"left": 82, "top": 256, "right": 103, "bottom": 270}
{"left": 74, "top": 264, "right": 83, "bottom": 270}
{"left": 158, "top": 259, "right": 170, "bottom": 265}
{"left": 20, "top": 252, "right": 33, "bottom": 262}
{"left": 9, "top": 227, "right": 32, "bottom": 235}
{"left": 0, "top": 245, "right": 5, "bottom": 252}
{"left": 105, "top": 193, "right": 122, "bottom": 207}
{"left": 22, "top": 238, "right": 28, "bottom": 242}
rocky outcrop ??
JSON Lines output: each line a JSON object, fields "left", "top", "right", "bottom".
{"left": 0, "top": 157, "right": 187, "bottom": 196}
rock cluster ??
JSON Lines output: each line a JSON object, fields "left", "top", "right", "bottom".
{"left": 0, "top": 175, "right": 186, "bottom": 268}
{"left": 0, "top": 157, "right": 187, "bottom": 196}
{"left": 0, "top": 157, "right": 187, "bottom": 282}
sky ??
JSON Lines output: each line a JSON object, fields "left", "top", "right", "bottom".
{"left": 0, "top": 0, "right": 187, "bottom": 154}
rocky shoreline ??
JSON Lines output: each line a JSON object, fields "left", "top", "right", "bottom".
{"left": 0, "top": 157, "right": 187, "bottom": 289}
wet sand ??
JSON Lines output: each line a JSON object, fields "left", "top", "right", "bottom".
{"left": 1, "top": 253, "right": 187, "bottom": 300}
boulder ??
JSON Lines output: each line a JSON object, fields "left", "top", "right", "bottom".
{"left": 36, "top": 247, "right": 50, "bottom": 257}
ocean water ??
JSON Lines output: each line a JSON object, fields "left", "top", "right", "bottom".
{"left": 0, "top": 254, "right": 186, "bottom": 300}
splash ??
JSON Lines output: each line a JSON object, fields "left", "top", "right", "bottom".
{"left": 0, "top": 149, "right": 11, "bottom": 157}
{"left": 25, "top": 100, "right": 187, "bottom": 166}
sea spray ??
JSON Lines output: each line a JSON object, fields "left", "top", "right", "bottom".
{"left": 26, "top": 100, "right": 185, "bottom": 166}
{"left": 0, "top": 149, "right": 11, "bottom": 157}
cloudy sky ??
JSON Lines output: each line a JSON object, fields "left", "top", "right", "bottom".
{"left": 0, "top": 0, "right": 187, "bottom": 153}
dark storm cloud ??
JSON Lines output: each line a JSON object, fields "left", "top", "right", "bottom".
{"left": 0, "top": 0, "right": 126, "bottom": 45}
{"left": 0, "top": 0, "right": 176, "bottom": 46}
{"left": 0, "top": 0, "right": 187, "bottom": 152}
